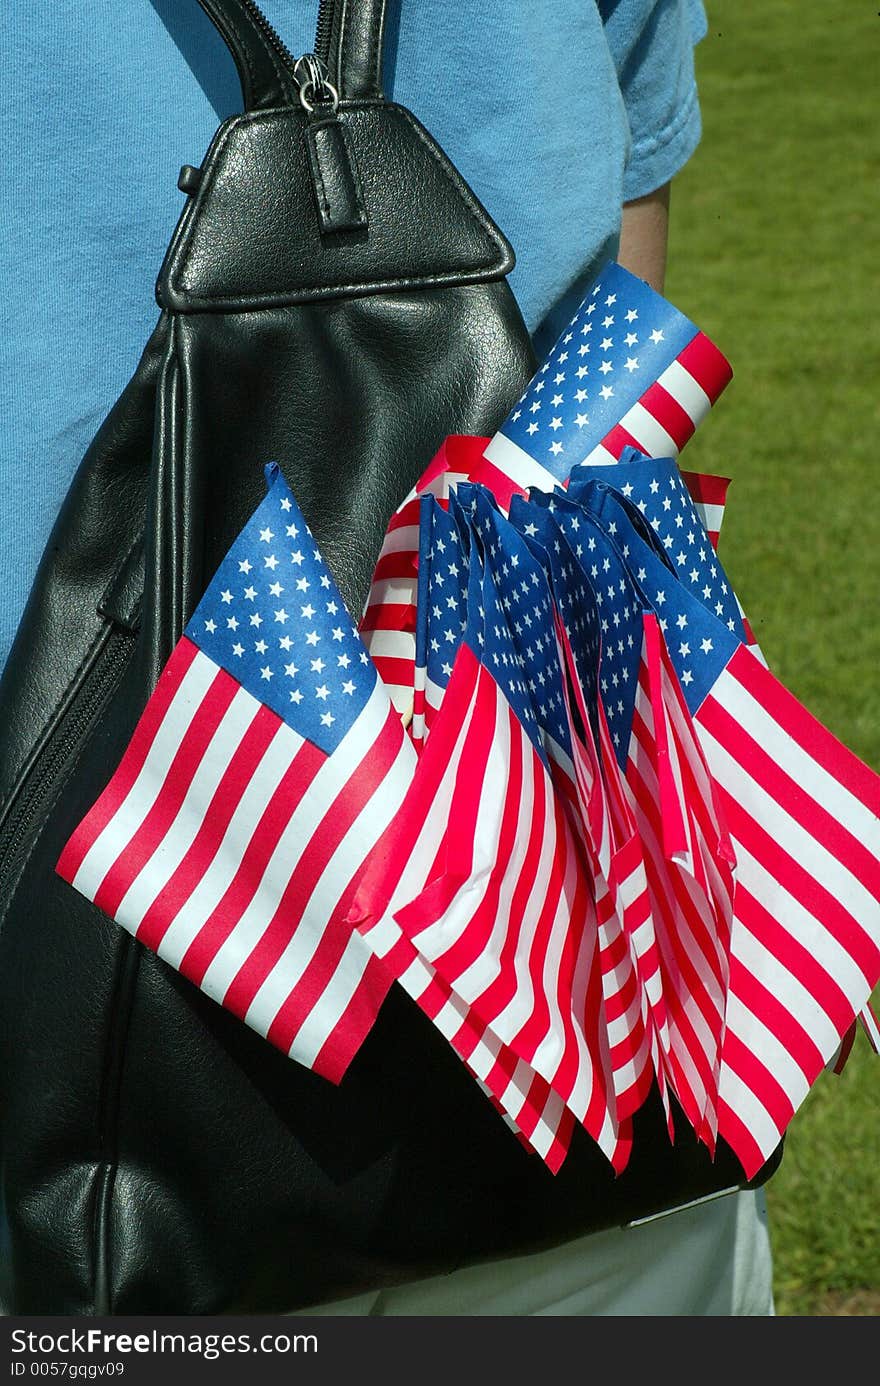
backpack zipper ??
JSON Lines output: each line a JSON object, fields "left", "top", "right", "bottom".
{"left": 0, "top": 627, "right": 136, "bottom": 924}
{"left": 314, "top": 0, "right": 335, "bottom": 65}
{"left": 238, "top": 0, "right": 338, "bottom": 107}
{"left": 237, "top": 0, "right": 299, "bottom": 72}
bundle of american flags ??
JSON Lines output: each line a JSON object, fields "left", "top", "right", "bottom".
{"left": 57, "top": 262, "right": 880, "bottom": 1182}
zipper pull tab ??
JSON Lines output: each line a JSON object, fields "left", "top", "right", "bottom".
{"left": 295, "top": 52, "right": 366, "bottom": 236}
{"left": 293, "top": 53, "right": 339, "bottom": 114}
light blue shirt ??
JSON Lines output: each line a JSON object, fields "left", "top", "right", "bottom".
{"left": 0, "top": 0, "right": 705, "bottom": 671}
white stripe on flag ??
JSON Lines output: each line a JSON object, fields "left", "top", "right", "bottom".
{"left": 481, "top": 433, "right": 563, "bottom": 493}
{"left": 70, "top": 651, "right": 220, "bottom": 899}
{"left": 656, "top": 358, "right": 712, "bottom": 426}
{"left": 154, "top": 718, "right": 300, "bottom": 969}
{"left": 698, "top": 725, "right": 878, "bottom": 983}
{"left": 710, "top": 663, "right": 880, "bottom": 854}
{"left": 198, "top": 680, "right": 404, "bottom": 1002}
{"left": 613, "top": 401, "right": 679, "bottom": 460}
{"left": 112, "top": 685, "right": 264, "bottom": 928}
{"left": 696, "top": 501, "right": 725, "bottom": 537}
{"left": 359, "top": 628, "right": 415, "bottom": 662}
{"left": 244, "top": 729, "right": 418, "bottom": 1055}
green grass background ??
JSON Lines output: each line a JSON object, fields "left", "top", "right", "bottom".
{"left": 665, "top": 2, "right": 879, "bottom": 1315}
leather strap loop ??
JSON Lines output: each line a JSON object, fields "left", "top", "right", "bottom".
{"left": 197, "top": 0, "right": 299, "bottom": 110}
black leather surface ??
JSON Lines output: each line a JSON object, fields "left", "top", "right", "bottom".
{"left": 157, "top": 103, "right": 515, "bottom": 312}
{"left": 0, "top": 0, "right": 781, "bottom": 1315}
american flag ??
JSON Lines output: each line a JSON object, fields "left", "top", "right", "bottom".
{"left": 350, "top": 497, "right": 630, "bottom": 1171}
{"left": 463, "top": 484, "right": 660, "bottom": 1130}
{"left": 484, "top": 261, "right": 732, "bottom": 488}
{"left": 588, "top": 497, "right": 880, "bottom": 1176}
{"left": 411, "top": 493, "right": 471, "bottom": 748}
{"left": 359, "top": 436, "right": 499, "bottom": 718}
{"left": 513, "top": 512, "right": 674, "bottom": 1133}
{"left": 510, "top": 491, "right": 735, "bottom": 1147}
{"left": 572, "top": 454, "right": 876, "bottom": 1064}
{"left": 366, "top": 490, "right": 579, "bottom": 1168}
{"left": 56, "top": 465, "right": 416, "bottom": 1083}
{"left": 360, "top": 263, "right": 734, "bottom": 715}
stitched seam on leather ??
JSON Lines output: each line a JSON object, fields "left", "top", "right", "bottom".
{"left": 311, "top": 123, "right": 368, "bottom": 229}
{"left": 245, "top": 13, "right": 293, "bottom": 105}
{"left": 97, "top": 533, "right": 143, "bottom": 622}
{"left": 341, "top": 1, "right": 385, "bottom": 98}
{"left": 234, "top": 16, "right": 258, "bottom": 108}
{"left": 221, "top": 7, "right": 289, "bottom": 108}
{"left": 366, "top": 0, "right": 384, "bottom": 98}
{"left": 168, "top": 104, "right": 509, "bottom": 305}
{"left": 174, "top": 264, "right": 506, "bottom": 308}
{"left": 309, "top": 130, "right": 334, "bottom": 224}
{"left": 166, "top": 116, "right": 243, "bottom": 299}
{"left": 341, "top": 0, "right": 351, "bottom": 97}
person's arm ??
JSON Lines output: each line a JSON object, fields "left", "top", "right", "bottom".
{"left": 617, "top": 181, "right": 671, "bottom": 294}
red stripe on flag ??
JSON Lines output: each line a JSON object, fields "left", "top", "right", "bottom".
{"left": 93, "top": 664, "right": 239, "bottom": 919}
{"left": 725, "top": 644, "right": 880, "bottom": 814}
{"left": 638, "top": 380, "right": 697, "bottom": 450}
{"left": 710, "top": 776, "right": 880, "bottom": 986}
{"left": 366, "top": 550, "right": 419, "bottom": 586}
{"left": 429, "top": 703, "right": 525, "bottom": 984}
{"left": 730, "top": 884, "right": 860, "bottom": 1039}
{"left": 715, "top": 1098, "right": 768, "bottom": 1181}
{"left": 136, "top": 703, "right": 282, "bottom": 953}
{"left": 600, "top": 423, "right": 642, "bottom": 461}
{"left": 358, "top": 602, "right": 416, "bottom": 634}
{"left": 697, "top": 692, "right": 880, "bottom": 902}
{"left": 221, "top": 708, "right": 409, "bottom": 1021}
{"left": 726, "top": 952, "right": 825, "bottom": 1081}
{"left": 56, "top": 637, "right": 200, "bottom": 883}
{"left": 307, "top": 952, "right": 396, "bottom": 1082}
{"left": 178, "top": 738, "right": 326, "bottom": 984}
{"left": 678, "top": 332, "right": 733, "bottom": 403}
{"left": 371, "top": 656, "right": 418, "bottom": 690}
{"left": 719, "top": 1029, "right": 797, "bottom": 1136}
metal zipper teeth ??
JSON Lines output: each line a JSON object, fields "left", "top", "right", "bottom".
{"left": 0, "top": 630, "right": 135, "bottom": 915}
{"left": 313, "top": 0, "right": 336, "bottom": 65}
{"left": 238, "top": 0, "right": 299, "bottom": 72}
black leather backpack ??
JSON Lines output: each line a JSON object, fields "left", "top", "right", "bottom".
{"left": 0, "top": 0, "right": 779, "bottom": 1314}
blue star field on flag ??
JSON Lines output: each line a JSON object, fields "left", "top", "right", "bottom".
{"left": 509, "top": 492, "right": 646, "bottom": 768}
{"left": 494, "top": 263, "right": 703, "bottom": 482}
{"left": 569, "top": 448, "right": 747, "bottom": 641}
{"left": 184, "top": 463, "right": 374, "bottom": 754}
{"left": 500, "top": 497, "right": 603, "bottom": 751}
{"left": 588, "top": 499, "right": 743, "bottom": 715}
{"left": 415, "top": 494, "right": 470, "bottom": 697}
{"left": 457, "top": 484, "right": 567, "bottom": 769}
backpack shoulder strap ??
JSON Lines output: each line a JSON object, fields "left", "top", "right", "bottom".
{"left": 320, "top": 0, "right": 388, "bottom": 100}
